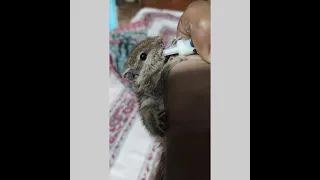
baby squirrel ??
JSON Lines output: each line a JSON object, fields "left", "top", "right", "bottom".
{"left": 122, "top": 36, "right": 185, "bottom": 180}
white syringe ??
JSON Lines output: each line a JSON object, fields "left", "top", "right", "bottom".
{"left": 163, "top": 39, "right": 197, "bottom": 56}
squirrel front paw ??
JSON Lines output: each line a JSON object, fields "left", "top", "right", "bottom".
{"left": 156, "top": 109, "right": 168, "bottom": 137}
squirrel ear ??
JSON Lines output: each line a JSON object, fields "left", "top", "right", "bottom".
{"left": 122, "top": 69, "right": 135, "bottom": 81}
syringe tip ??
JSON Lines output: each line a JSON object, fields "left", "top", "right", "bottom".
{"left": 163, "top": 46, "right": 179, "bottom": 56}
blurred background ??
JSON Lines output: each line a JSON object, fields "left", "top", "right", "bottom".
{"left": 109, "top": 1, "right": 201, "bottom": 180}
{"left": 111, "top": 0, "right": 197, "bottom": 30}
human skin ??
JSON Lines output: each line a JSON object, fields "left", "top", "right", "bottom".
{"left": 163, "top": 1, "right": 211, "bottom": 179}
{"left": 176, "top": 0, "right": 210, "bottom": 63}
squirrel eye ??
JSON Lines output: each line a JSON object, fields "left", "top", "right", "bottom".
{"left": 140, "top": 53, "right": 147, "bottom": 61}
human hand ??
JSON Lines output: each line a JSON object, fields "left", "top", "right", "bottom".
{"left": 176, "top": 0, "right": 211, "bottom": 63}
